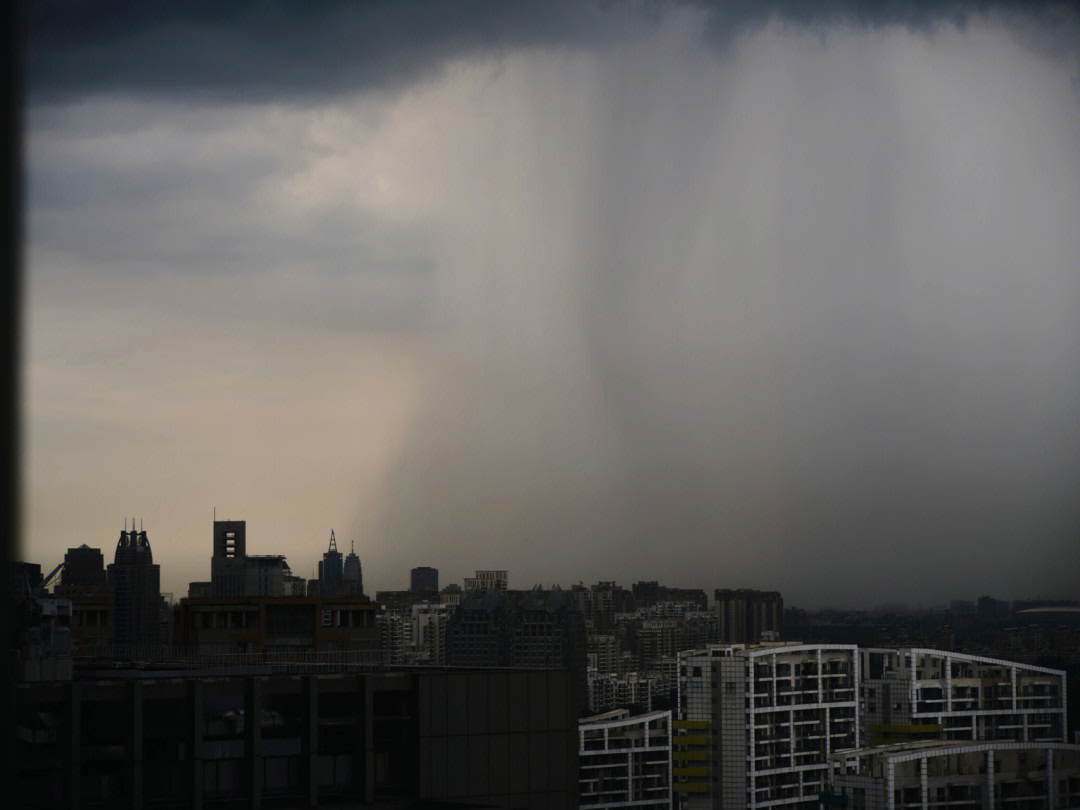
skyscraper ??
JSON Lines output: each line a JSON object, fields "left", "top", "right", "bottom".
{"left": 343, "top": 539, "right": 363, "bottom": 595}
{"left": 107, "top": 521, "right": 161, "bottom": 647}
{"left": 318, "top": 530, "right": 343, "bottom": 596}
{"left": 211, "top": 519, "right": 246, "bottom": 597}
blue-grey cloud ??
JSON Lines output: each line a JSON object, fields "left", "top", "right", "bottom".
{"left": 27, "top": 1, "right": 1078, "bottom": 101}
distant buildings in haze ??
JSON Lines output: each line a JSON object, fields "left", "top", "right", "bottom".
{"left": 411, "top": 565, "right": 438, "bottom": 593}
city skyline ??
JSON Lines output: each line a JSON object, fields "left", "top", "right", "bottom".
{"left": 21, "top": 1, "right": 1080, "bottom": 609}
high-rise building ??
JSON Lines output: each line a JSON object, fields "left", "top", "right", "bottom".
{"left": 203, "top": 519, "right": 304, "bottom": 598}
{"left": 447, "top": 586, "right": 587, "bottom": 712}
{"left": 447, "top": 587, "right": 511, "bottom": 668}
{"left": 317, "top": 530, "right": 344, "bottom": 596}
{"left": 673, "top": 642, "right": 859, "bottom": 810}
{"left": 210, "top": 519, "right": 246, "bottom": 597}
{"left": 633, "top": 582, "right": 708, "bottom": 611}
{"left": 411, "top": 566, "right": 439, "bottom": 593}
{"left": 410, "top": 601, "right": 451, "bottom": 665}
{"left": 580, "top": 709, "right": 673, "bottom": 809}
{"left": 714, "top": 589, "right": 783, "bottom": 643}
{"left": 859, "top": 648, "right": 1068, "bottom": 745}
{"left": 107, "top": 522, "right": 162, "bottom": 648}
{"left": 56, "top": 545, "right": 108, "bottom": 597}
{"left": 343, "top": 539, "right": 362, "bottom": 595}
{"left": 56, "top": 544, "right": 113, "bottom": 654}
{"left": 825, "top": 739, "right": 1080, "bottom": 809}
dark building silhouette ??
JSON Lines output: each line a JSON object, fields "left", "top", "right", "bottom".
{"left": 316, "top": 530, "right": 344, "bottom": 596}
{"left": 342, "top": 539, "right": 363, "bottom": 595}
{"left": 201, "top": 519, "right": 305, "bottom": 598}
{"left": 447, "top": 586, "right": 588, "bottom": 712}
{"left": 107, "top": 522, "right": 161, "bottom": 647}
{"left": 10, "top": 560, "right": 43, "bottom": 603}
{"left": 175, "top": 594, "right": 379, "bottom": 654}
{"left": 14, "top": 667, "right": 579, "bottom": 809}
{"left": 55, "top": 545, "right": 108, "bottom": 597}
{"left": 978, "top": 595, "right": 1011, "bottom": 618}
{"left": 714, "top": 588, "right": 783, "bottom": 643}
{"left": 632, "top": 581, "right": 708, "bottom": 610}
{"left": 375, "top": 589, "right": 431, "bottom": 613}
{"left": 411, "top": 566, "right": 439, "bottom": 593}
{"left": 54, "top": 545, "right": 112, "bottom": 655}
{"left": 447, "top": 587, "right": 511, "bottom": 668}
{"left": 210, "top": 519, "right": 246, "bottom": 597}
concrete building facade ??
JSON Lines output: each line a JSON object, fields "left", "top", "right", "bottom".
{"left": 824, "top": 740, "right": 1080, "bottom": 810}
{"left": 14, "top": 667, "right": 579, "bottom": 809}
{"left": 714, "top": 589, "right": 783, "bottom": 644}
{"left": 579, "top": 709, "right": 672, "bottom": 809}
{"left": 860, "top": 648, "right": 1067, "bottom": 745}
{"left": 675, "top": 642, "right": 860, "bottom": 810}
{"left": 175, "top": 595, "right": 379, "bottom": 656}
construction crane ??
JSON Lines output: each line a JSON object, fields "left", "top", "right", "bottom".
{"left": 25, "top": 560, "right": 65, "bottom": 598}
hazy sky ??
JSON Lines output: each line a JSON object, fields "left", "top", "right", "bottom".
{"left": 22, "top": 1, "right": 1080, "bottom": 607}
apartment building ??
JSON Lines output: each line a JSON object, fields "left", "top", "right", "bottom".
{"left": 674, "top": 642, "right": 860, "bottom": 810}
{"left": 824, "top": 739, "right": 1080, "bottom": 809}
{"left": 860, "top": 648, "right": 1067, "bottom": 744}
{"left": 714, "top": 589, "right": 784, "bottom": 644}
{"left": 580, "top": 709, "right": 672, "bottom": 809}
{"left": 588, "top": 670, "right": 668, "bottom": 714}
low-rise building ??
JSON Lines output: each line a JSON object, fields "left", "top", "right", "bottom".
{"left": 464, "top": 569, "right": 509, "bottom": 592}
{"left": 175, "top": 595, "right": 379, "bottom": 656}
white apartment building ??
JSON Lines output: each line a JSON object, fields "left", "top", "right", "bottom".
{"left": 588, "top": 670, "right": 668, "bottom": 714}
{"left": 407, "top": 601, "right": 451, "bottom": 665}
{"left": 859, "top": 649, "right": 1067, "bottom": 745}
{"left": 580, "top": 709, "right": 673, "bottom": 809}
{"left": 674, "top": 642, "right": 860, "bottom": 810}
{"left": 377, "top": 603, "right": 452, "bottom": 666}
{"left": 824, "top": 739, "right": 1080, "bottom": 810}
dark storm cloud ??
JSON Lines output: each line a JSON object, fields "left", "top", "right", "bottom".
{"left": 361, "top": 12, "right": 1080, "bottom": 605}
{"left": 23, "top": 0, "right": 1080, "bottom": 606}
{"left": 27, "top": 1, "right": 1076, "bottom": 101}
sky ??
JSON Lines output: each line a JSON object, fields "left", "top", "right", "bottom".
{"left": 21, "top": 1, "right": 1080, "bottom": 608}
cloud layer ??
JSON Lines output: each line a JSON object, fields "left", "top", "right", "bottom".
{"left": 23, "top": 3, "right": 1080, "bottom": 605}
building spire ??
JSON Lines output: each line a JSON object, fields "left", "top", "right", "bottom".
{"left": 329, "top": 529, "right": 337, "bottom": 552}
